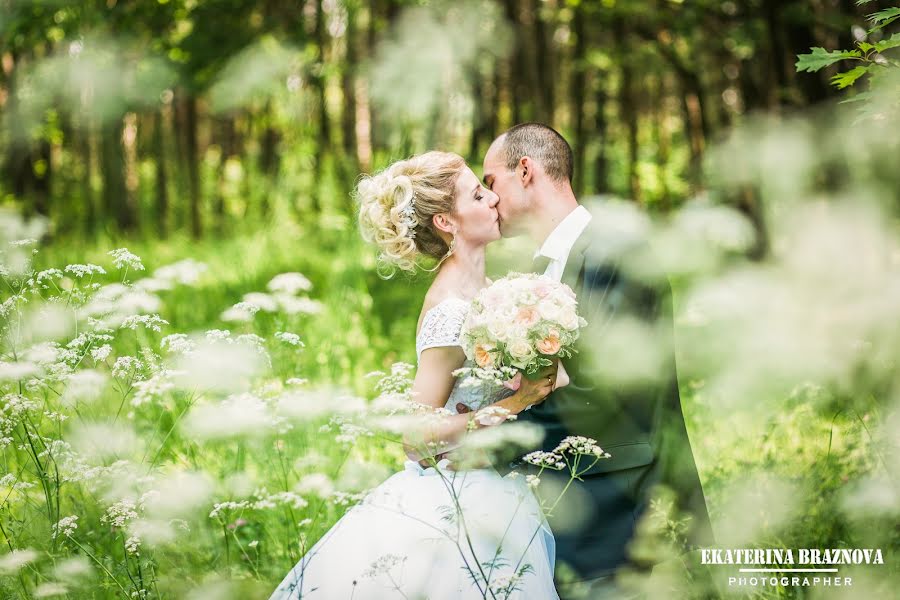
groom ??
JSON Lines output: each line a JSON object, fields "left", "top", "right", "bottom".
{"left": 483, "top": 124, "right": 714, "bottom": 598}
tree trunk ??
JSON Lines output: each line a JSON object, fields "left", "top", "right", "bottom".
{"left": 76, "top": 118, "right": 96, "bottom": 236}
{"left": 503, "top": 0, "right": 527, "bottom": 123}
{"left": 185, "top": 96, "right": 202, "bottom": 238}
{"left": 213, "top": 115, "right": 236, "bottom": 228}
{"left": 571, "top": 3, "right": 587, "bottom": 195}
{"left": 152, "top": 108, "right": 169, "bottom": 238}
{"left": 616, "top": 27, "right": 640, "bottom": 202}
{"left": 653, "top": 75, "right": 671, "bottom": 209}
{"left": 528, "top": 0, "right": 554, "bottom": 122}
{"left": 593, "top": 73, "right": 609, "bottom": 194}
{"left": 100, "top": 116, "right": 128, "bottom": 231}
{"left": 341, "top": 1, "right": 359, "bottom": 172}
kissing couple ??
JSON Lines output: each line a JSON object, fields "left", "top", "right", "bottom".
{"left": 270, "top": 123, "right": 715, "bottom": 599}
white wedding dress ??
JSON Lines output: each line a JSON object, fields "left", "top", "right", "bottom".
{"left": 270, "top": 297, "right": 558, "bottom": 599}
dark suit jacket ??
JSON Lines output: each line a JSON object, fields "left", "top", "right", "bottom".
{"left": 512, "top": 213, "right": 715, "bottom": 581}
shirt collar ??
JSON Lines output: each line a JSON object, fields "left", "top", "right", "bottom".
{"left": 534, "top": 205, "right": 593, "bottom": 261}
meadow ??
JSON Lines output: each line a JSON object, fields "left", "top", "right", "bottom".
{"left": 1, "top": 182, "right": 897, "bottom": 598}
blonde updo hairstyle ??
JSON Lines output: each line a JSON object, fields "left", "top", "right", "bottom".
{"left": 357, "top": 151, "right": 466, "bottom": 276}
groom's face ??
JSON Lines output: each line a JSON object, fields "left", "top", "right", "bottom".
{"left": 483, "top": 142, "right": 528, "bottom": 238}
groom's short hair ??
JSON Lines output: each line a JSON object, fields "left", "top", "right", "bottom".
{"left": 500, "top": 123, "right": 573, "bottom": 184}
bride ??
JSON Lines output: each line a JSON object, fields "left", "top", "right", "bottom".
{"left": 270, "top": 152, "right": 559, "bottom": 599}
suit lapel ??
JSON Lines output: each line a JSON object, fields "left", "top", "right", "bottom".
{"left": 561, "top": 229, "right": 590, "bottom": 293}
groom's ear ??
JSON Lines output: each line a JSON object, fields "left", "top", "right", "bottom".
{"left": 519, "top": 156, "right": 534, "bottom": 187}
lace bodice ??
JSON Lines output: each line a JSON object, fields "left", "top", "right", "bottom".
{"left": 415, "top": 297, "right": 513, "bottom": 414}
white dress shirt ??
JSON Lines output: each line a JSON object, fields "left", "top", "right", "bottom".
{"left": 534, "top": 205, "right": 593, "bottom": 282}
{"left": 533, "top": 205, "right": 591, "bottom": 391}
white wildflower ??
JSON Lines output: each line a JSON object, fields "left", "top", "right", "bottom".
{"left": 242, "top": 292, "right": 279, "bottom": 312}
{"left": 90, "top": 344, "right": 112, "bottom": 362}
{"left": 160, "top": 334, "right": 195, "bottom": 355}
{"left": 132, "top": 277, "right": 173, "bottom": 293}
{"left": 0, "top": 549, "right": 39, "bottom": 573}
{"left": 153, "top": 258, "right": 208, "bottom": 285}
{"left": 522, "top": 450, "right": 565, "bottom": 470}
{"left": 0, "top": 361, "right": 41, "bottom": 381}
{"left": 35, "top": 268, "right": 63, "bottom": 284}
{"left": 554, "top": 435, "right": 609, "bottom": 457}
{"left": 120, "top": 314, "right": 168, "bottom": 332}
{"left": 295, "top": 473, "right": 334, "bottom": 497}
{"left": 267, "top": 272, "right": 312, "bottom": 295}
{"left": 22, "top": 342, "right": 59, "bottom": 365}
{"left": 34, "top": 582, "right": 68, "bottom": 597}
{"left": 204, "top": 329, "right": 232, "bottom": 341}
{"left": 130, "top": 371, "right": 175, "bottom": 408}
{"left": 107, "top": 248, "right": 145, "bottom": 271}
{"left": 221, "top": 302, "right": 258, "bottom": 322}
{"left": 274, "top": 331, "right": 304, "bottom": 347}
{"left": 473, "top": 405, "right": 515, "bottom": 427}
{"left": 52, "top": 515, "right": 79, "bottom": 539}
{"left": 64, "top": 264, "right": 106, "bottom": 278}
{"left": 124, "top": 536, "right": 141, "bottom": 556}
{"left": 183, "top": 393, "right": 274, "bottom": 439}
{"left": 277, "top": 295, "right": 324, "bottom": 315}
{"left": 61, "top": 370, "right": 107, "bottom": 405}
{"left": 102, "top": 500, "right": 138, "bottom": 528}
{"left": 112, "top": 356, "right": 145, "bottom": 379}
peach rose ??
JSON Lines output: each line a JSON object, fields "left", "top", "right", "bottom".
{"left": 536, "top": 330, "right": 561, "bottom": 355}
{"left": 474, "top": 343, "right": 495, "bottom": 368}
{"left": 515, "top": 306, "right": 540, "bottom": 328}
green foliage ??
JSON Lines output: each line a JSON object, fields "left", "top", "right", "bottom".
{"left": 795, "top": 48, "right": 861, "bottom": 73}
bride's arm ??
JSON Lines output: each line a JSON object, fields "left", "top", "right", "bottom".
{"left": 403, "top": 346, "right": 552, "bottom": 461}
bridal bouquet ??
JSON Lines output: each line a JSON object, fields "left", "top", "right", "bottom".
{"left": 456, "top": 273, "right": 587, "bottom": 386}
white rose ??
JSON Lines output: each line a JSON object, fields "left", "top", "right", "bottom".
{"left": 507, "top": 338, "right": 535, "bottom": 361}
{"left": 538, "top": 299, "right": 563, "bottom": 322}
{"left": 559, "top": 309, "right": 580, "bottom": 331}
{"left": 488, "top": 317, "right": 511, "bottom": 342}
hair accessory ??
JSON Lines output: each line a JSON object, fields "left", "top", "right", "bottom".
{"left": 399, "top": 195, "right": 417, "bottom": 239}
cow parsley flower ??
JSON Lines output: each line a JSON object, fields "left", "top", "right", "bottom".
{"left": 90, "top": 344, "right": 112, "bottom": 362}
{"left": 52, "top": 515, "right": 79, "bottom": 539}
{"left": 274, "top": 331, "right": 304, "bottom": 347}
{"left": 120, "top": 314, "right": 168, "bottom": 332}
{"left": 160, "top": 334, "right": 195, "bottom": 355}
{"left": 107, "top": 248, "right": 145, "bottom": 271}
{"left": 64, "top": 264, "right": 106, "bottom": 278}
{"left": 522, "top": 451, "right": 565, "bottom": 470}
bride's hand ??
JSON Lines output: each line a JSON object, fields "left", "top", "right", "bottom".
{"left": 514, "top": 367, "right": 555, "bottom": 409}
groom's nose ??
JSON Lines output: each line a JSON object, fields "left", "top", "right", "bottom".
{"left": 488, "top": 191, "right": 500, "bottom": 207}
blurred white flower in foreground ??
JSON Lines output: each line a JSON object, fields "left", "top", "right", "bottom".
{"left": 183, "top": 392, "right": 274, "bottom": 439}
{"left": 152, "top": 258, "right": 208, "bottom": 286}
{"left": 0, "top": 548, "right": 39, "bottom": 573}
{"left": 170, "top": 336, "right": 267, "bottom": 393}
{"left": 267, "top": 272, "right": 312, "bottom": 295}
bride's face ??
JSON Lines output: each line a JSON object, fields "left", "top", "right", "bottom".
{"left": 449, "top": 167, "right": 501, "bottom": 246}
